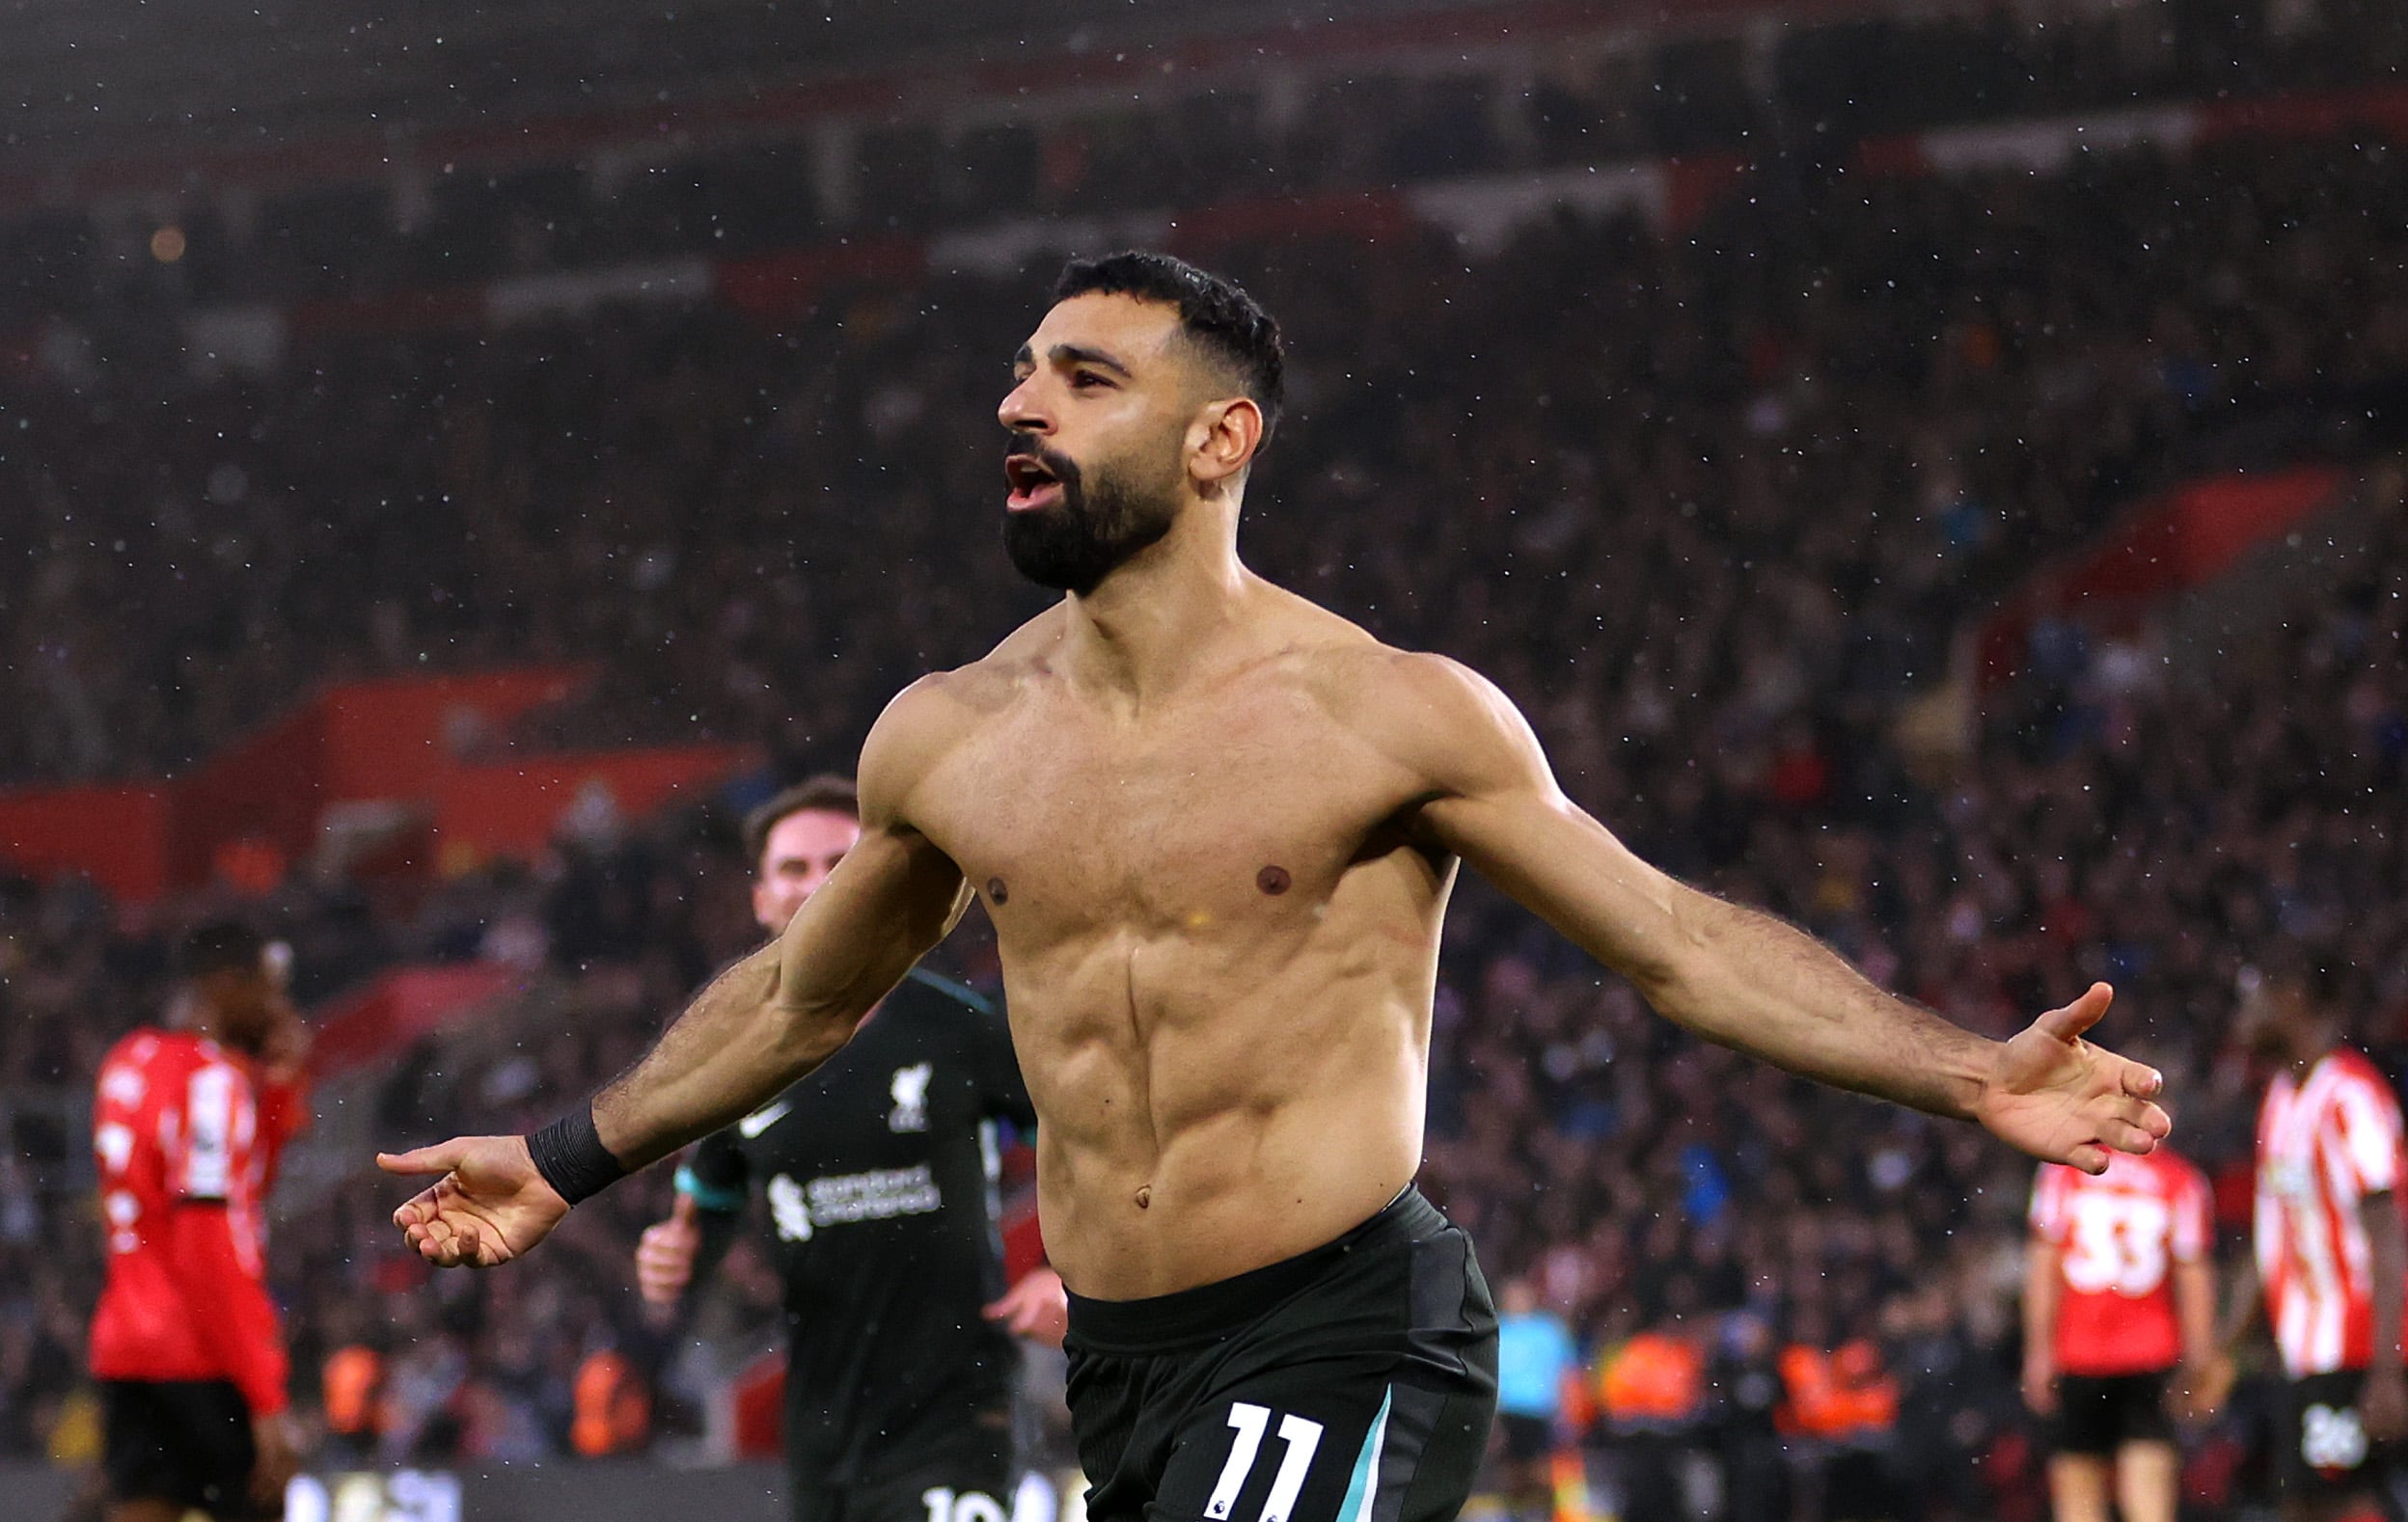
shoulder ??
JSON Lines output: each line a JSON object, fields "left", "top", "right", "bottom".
{"left": 2136, "top": 1147, "right": 2204, "bottom": 1192}
{"left": 1295, "top": 639, "right": 1553, "bottom": 798}
{"left": 2031, "top": 1161, "right": 2075, "bottom": 1209}
{"left": 141, "top": 1030, "right": 221, "bottom": 1077}
{"left": 2312, "top": 1050, "right": 2394, "bottom": 1109}
{"left": 96, "top": 1030, "right": 167, "bottom": 1106}
{"left": 2327, "top": 1048, "right": 2392, "bottom": 1089}
{"left": 98, "top": 1029, "right": 157, "bottom": 1072}
{"left": 859, "top": 621, "right": 1061, "bottom": 826}
{"left": 868, "top": 609, "right": 1066, "bottom": 747}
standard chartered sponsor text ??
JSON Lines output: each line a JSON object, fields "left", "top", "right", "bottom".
{"left": 771, "top": 1164, "right": 945, "bottom": 1238}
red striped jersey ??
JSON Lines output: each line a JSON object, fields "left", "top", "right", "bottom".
{"left": 2030, "top": 1148, "right": 2211, "bottom": 1374}
{"left": 2256, "top": 1048, "right": 2408, "bottom": 1378}
{"left": 87, "top": 1029, "right": 296, "bottom": 1414}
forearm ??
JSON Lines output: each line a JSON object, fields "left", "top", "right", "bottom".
{"left": 2369, "top": 1193, "right": 2406, "bottom": 1368}
{"left": 2214, "top": 1257, "right": 2263, "bottom": 1352}
{"left": 2023, "top": 1241, "right": 2062, "bottom": 1363}
{"left": 589, "top": 823, "right": 965, "bottom": 1172}
{"left": 2174, "top": 1260, "right": 2216, "bottom": 1365}
{"left": 1640, "top": 888, "right": 1993, "bottom": 1120}
{"left": 592, "top": 940, "right": 858, "bottom": 1171}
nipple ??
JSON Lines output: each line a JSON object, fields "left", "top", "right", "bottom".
{"left": 1256, "top": 865, "right": 1291, "bottom": 896}
{"left": 1135, "top": 1185, "right": 1152, "bottom": 1210}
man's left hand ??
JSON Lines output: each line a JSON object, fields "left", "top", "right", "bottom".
{"left": 1974, "top": 983, "right": 2171, "bottom": 1173}
{"left": 983, "top": 1266, "right": 1069, "bottom": 1349}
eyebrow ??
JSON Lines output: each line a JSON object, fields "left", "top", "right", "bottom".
{"left": 1011, "top": 341, "right": 1135, "bottom": 376}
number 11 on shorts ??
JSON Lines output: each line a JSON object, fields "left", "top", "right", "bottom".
{"left": 1206, "top": 1402, "right": 1325, "bottom": 1522}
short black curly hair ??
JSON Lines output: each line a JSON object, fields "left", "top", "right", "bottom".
{"left": 180, "top": 920, "right": 266, "bottom": 981}
{"left": 1054, "top": 251, "right": 1285, "bottom": 442}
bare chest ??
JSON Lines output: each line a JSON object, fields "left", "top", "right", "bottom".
{"left": 917, "top": 685, "right": 1413, "bottom": 934}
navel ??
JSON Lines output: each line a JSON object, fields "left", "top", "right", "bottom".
{"left": 986, "top": 877, "right": 1009, "bottom": 905}
{"left": 1256, "top": 864, "right": 1291, "bottom": 896}
{"left": 1135, "top": 1185, "right": 1152, "bottom": 1210}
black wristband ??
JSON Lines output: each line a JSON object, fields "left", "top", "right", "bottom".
{"left": 525, "top": 1105, "right": 628, "bottom": 1207}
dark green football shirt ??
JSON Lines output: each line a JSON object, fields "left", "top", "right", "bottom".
{"left": 677, "top": 967, "right": 1035, "bottom": 1482}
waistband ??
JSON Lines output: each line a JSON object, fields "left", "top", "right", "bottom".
{"left": 1065, "top": 1185, "right": 1447, "bottom": 1354}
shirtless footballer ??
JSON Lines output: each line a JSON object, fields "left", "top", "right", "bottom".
{"left": 380, "top": 252, "right": 2172, "bottom": 1522}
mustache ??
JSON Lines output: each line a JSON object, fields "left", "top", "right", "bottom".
{"left": 1003, "top": 432, "right": 1081, "bottom": 488}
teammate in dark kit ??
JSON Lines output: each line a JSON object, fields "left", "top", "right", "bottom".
{"left": 636, "top": 776, "right": 1065, "bottom": 1522}
{"left": 388, "top": 253, "right": 2172, "bottom": 1522}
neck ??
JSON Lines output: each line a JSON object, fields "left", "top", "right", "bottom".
{"left": 1059, "top": 493, "right": 1247, "bottom": 704}
{"left": 185, "top": 1012, "right": 243, "bottom": 1054}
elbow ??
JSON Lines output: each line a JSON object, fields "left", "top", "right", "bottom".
{"left": 766, "top": 997, "right": 858, "bottom": 1077}
{"left": 1625, "top": 893, "right": 1717, "bottom": 1021}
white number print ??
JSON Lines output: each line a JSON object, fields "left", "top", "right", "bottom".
{"left": 920, "top": 1487, "right": 1006, "bottom": 1522}
{"left": 183, "top": 1064, "right": 244, "bottom": 1198}
{"left": 2061, "top": 1193, "right": 2171, "bottom": 1296}
{"left": 1205, "top": 1403, "right": 1325, "bottom": 1522}
{"left": 2302, "top": 1403, "right": 2368, "bottom": 1473}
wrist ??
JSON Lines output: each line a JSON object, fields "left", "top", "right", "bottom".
{"left": 1960, "top": 1037, "right": 2011, "bottom": 1126}
{"left": 526, "top": 1105, "right": 629, "bottom": 1207}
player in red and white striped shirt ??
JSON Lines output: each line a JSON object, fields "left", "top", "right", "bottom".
{"left": 2212, "top": 972, "right": 2408, "bottom": 1520}
{"left": 90, "top": 924, "right": 309, "bottom": 1522}
{"left": 2023, "top": 1146, "right": 2217, "bottom": 1522}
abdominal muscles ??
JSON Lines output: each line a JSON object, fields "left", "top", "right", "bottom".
{"left": 1021, "top": 926, "right": 1432, "bottom": 1299}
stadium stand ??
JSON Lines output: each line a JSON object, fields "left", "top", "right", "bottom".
{"left": 3, "top": 1, "right": 2405, "bottom": 1514}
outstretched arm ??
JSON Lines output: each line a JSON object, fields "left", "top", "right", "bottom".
{"left": 2021, "top": 1237, "right": 2064, "bottom": 1415}
{"left": 587, "top": 813, "right": 968, "bottom": 1170}
{"left": 2362, "top": 1191, "right": 2408, "bottom": 1438}
{"left": 380, "top": 679, "right": 972, "bottom": 1266}
{"left": 1387, "top": 655, "right": 2168, "bottom": 1170}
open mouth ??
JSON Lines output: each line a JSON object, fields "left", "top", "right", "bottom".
{"left": 1004, "top": 453, "right": 1064, "bottom": 512}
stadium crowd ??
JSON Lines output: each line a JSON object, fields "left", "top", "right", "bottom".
{"left": 10, "top": 136, "right": 2408, "bottom": 786}
{"left": 3, "top": 76, "right": 2408, "bottom": 1522}
{"left": 6, "top": 0, "right": 2405, "bottom": 313}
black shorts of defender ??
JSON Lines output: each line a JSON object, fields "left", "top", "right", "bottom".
{"left": 2281, "top": 1369, "right": 2399, "bottom": 1505}
{"left": 786, "top": 1426, "right": 1015, "bottom": 1522}
{"left": 1063, "top": 1187, "right": 1498, "bottom": 1522}
{"left": 101, "top": 1378, "right": 271, "bottom": 1520}
{"left": 2049, "top": 1371, "right": 2173, "bottom": 1456}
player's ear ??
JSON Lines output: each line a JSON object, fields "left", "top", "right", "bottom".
{"left": 1190, "top": 396, "right": 1262, "bottom": 488}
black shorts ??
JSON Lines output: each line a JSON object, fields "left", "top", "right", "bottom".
{"left": 2050, "top": 1371, "right": 2172, "bottom": 1456}
{"left": 101, "top": 1378, "right": 270, "bottom": 1520}
{"left": 786, "top": 1408, "right": 1015, "bottom": 1522}
{"left": 2281, "top": 1369, "right": 2395, "bottom": 1501}
{"left": 1063, "top": 1187, "right": 1498, "bottom": 1522}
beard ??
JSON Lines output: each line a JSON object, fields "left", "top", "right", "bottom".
{"left": 1002, "top": 438, "right": 1178, "bottom": 596}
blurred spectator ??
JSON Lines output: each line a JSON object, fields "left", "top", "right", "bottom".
{"left": 1493, "top": 1278, "right": 1578, "bottom": 1519}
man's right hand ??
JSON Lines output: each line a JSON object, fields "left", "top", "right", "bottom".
{"left": 250, "top": 1409, "right": 300, "bottom": 1511}
{"left": 637, "top": 1194, "right": 702, "bottom": 1309}
{"left": 377, "top": 1135, "right": 569, "bottom": 1268}
{"left": 2171, "top": 1353, "right": 2236, "bottom": 1424}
